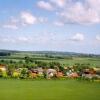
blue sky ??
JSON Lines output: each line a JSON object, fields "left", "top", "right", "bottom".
{"left": 0, "top": 0, "right": 100, "bottom": 54}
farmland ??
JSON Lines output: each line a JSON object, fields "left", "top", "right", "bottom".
{"left": 0, "top": 50, "right": 100, "bottom": 67}
{"left": 0, "top": 79, "right": 100, "bottom": 100}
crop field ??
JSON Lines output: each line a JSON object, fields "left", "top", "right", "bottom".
{"left": 0, "top": 79, "right": 100, "bottom": 100}
{"left": 0, "top": 52, "right": 100, "bottom": 67}
{"left": 38, "top": 58, "right": 100, "bottom": 67}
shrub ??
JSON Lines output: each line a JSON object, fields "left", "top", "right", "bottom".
{"left": 2, "top": 71, "right": 8, "bottom": 78}
{"left": 12, "top": 71, "right": 20, "bottom": 78}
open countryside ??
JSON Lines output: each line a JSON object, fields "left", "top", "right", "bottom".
{"left": 0, "top": 0, "right": 100, "bottom": 100}
{"left": 0, "top": 50, "right": 100, "bottom": 100}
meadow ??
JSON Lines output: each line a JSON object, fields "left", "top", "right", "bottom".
{"left": 0, "top": 79, "right": 100, "bottom": 100}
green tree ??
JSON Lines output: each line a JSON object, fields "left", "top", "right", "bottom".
{"left": 20, "top": 68, "right": 28, "bottom": 79}
{"left": 0, "top": 69, "right": 3, "bottom": 77}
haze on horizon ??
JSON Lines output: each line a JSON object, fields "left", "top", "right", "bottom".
{"left": 0, "top": 0, "right": 100, "bottom": 54}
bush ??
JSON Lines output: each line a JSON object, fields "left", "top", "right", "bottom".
{"left": 12, "top": 71, "right": 20, "bottom": 78}
{"left": 2, "top": 71, "right": 8, "bottom": 78}
{"left": 19, "top": 68, "right": 28, "bottom": 79}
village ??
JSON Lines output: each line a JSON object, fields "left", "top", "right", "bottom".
{"left": 0, "top": 63, "right": 100, "bottom": 80}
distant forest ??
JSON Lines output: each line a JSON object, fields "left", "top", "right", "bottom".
{"left": 0, "top": 50, "right": 100, "bottom": 58}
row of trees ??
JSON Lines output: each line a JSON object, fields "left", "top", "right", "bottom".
{"left": 0, "top": 52, "right": 11, "bottom": 56}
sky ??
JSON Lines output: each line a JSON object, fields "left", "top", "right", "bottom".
{"left": 0, "top": 0, "right": 100, "bottom": 54}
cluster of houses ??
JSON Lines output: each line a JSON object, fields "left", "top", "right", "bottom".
{"left": 0, "top": 64, "right": 100, "bottom": 80}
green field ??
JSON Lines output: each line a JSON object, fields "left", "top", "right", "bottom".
{"left": 38, "top": 57, "right": 100, "bottom": 67}
{"left": 0, "top": 79, "right": 100, "bottom": 100}
{"left": 1, "top": 52, "right": 100, "bottom": 67}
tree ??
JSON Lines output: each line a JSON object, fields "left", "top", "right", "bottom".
{"left": 34, "top": 61, "right": 48, "bottom": 67}
{"left": 20, "top": 68, "right": 28, "bottom": 79}
{"left": 0, "top": 69, "right": 3, "bottom": 77}
{"left": 73, "top": 63, "right": 90, "bottom": 75}
{"left": 26, "top": 63, "right": 37, "bottom": 69}
{"left": 48, "top": 62, "right": 61, "bottom": 69}
{"left": 24, "top": 56, "right": 30, "bottom": 63}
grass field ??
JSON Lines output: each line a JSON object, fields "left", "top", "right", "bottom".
{"left": 0, "top": 79, "right": 100, "bottom": 100}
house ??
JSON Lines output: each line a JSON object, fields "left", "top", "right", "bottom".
{"left": 93, "top": 67, "right": 100, "bottom": 75}
{"left": 0, "top": 64, "right": 7, "bottom": 77}
{"left": 82, "top": 68, "right": 98, "bottom": 79}
{"left": 93, "top": 68, "right": 100, "bottom": 79}
{"left": 83, "top": 68, "right": 95, "bottom": 75}
{"left": 56, "top": 71, "right": 64, "bottom": 78}
{"left": 29, "top": 71, "right": 37, "bottom": 78}
{"left": 63, "top": 66, "right": 69, "bottom": 70}
{"left": 68, "top": 72, "right": 79, "bottom": 78}
{"left": 37, "top": 68, "right": 44, "bottom": 75}
{"left": 0, "top": 64, "right": 7, "bottom": 71}
{"left": 29, "top": 68, "right": 44, "bottom": 78}
{"left": 30, "top": 68, "right": 44, "bottom": 75}
{"left": 46, "top": 69, "right": 57, "bottom": 79}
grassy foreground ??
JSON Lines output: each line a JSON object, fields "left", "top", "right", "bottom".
{"left": 0, "top": 79, "right": 100, "bottom": 100}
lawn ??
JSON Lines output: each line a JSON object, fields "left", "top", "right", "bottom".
{"left": 0, "top": 79, "right": 100, "bottom": 100}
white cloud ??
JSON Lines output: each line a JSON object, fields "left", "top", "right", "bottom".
{"left": 37, "top": 1, "right": 53, "bottom": 11}
{"left": 2, "top": 17, "right": 19, "bottom": 30}
{"left": 87, "top": 0, "right": 100, "bottom": 11}
{"left": 0, "top": 32, "right": 58, "bottom": 45}
{"left": 10, "top": 17, "right": 19, "bottom": 23}
{"left": 0, "top": 36, "right": 16, "bottom": 43}
{"left": 70, "top": 33, "right": 85, "bottom": 41}
{"left": 59, "top": 1, "right": 100, "bottom": 25}
{"left": 45, "top": 0, "right": 100, "bottom": 25}
{"left": 0, "top": 36, "right": 33, "bottom": 44}
{"left": 38, "top": 17, "right": 48, "bottom": 23}
{"left": 21, "top": 12, "right": 38, "bottom": 25}
{"left": 17, "top": 37, "right": 30, "bottom": 42}
{"left": 96, "top": 35, "right": 100, "bottom": 41}
{"left": 50, "top": 0, "right": 66, "bottom": 8}
{"left": 54, "top": 21, "right": 64, "bottom": 26}
{"left": 20, "top": 12, "right": 47, "bottom": 25}
{"left": 0, "top": 32, "right": 85, "bottom": 48}
{"left": 2, "top": 12, "right": 48, "bottom": 30}
{"left": 3, "top": 24, "right": 18, "bottom": 30}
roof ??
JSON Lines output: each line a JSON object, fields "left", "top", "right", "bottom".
{"left": 0, "top": 64, "right": 6, "bottom": 68}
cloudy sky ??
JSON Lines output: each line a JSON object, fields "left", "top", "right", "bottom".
{"left": 0, "top": 0, "right": 100, "bottom": 54}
